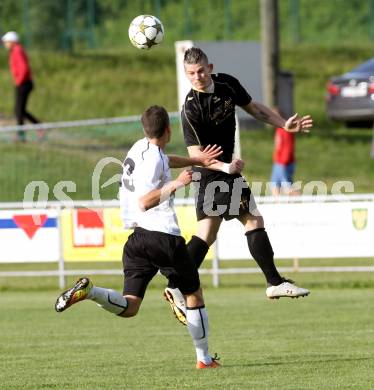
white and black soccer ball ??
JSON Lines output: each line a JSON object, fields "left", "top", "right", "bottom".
{"left": 128, "top": 15, "right": 164, "bottom": 50}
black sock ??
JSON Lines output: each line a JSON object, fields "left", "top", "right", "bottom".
{"left": 187, "top": 235, "right": 209, "bottom": 268}
{"left": 166, "top": 236, "right": 209, "bottom": 289}
{"left": 245, "top": 228, "right": 283, "bottom": 286}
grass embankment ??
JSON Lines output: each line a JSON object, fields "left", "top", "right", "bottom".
{"left": 0, "top": 44, "right": 373, "bottom": 201}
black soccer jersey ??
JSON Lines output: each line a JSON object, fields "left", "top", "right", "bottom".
{"left": 181, "top": 73, "right": 252, "bottom": 163}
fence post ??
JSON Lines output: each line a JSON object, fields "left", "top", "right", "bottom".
{"left": 289, "top": 0, "right": 300, "bottom": 43}
{"left": 224, "top": 0, "right": 232, "bottom": 39}
{"left": 261, "top": 0, "right": 280, "bottom": 108}
{"left": 368, "top": 0, "right": 374, "bottom": 40}
{"left": 154, "top": 0, "right": 161, "bottom": 18}
{"left": 86, "top": 0, "right": 95, "bottom": 49}
{"left": 183, "top": 0, "right": 191, "bottom": 37}
{"left": 292, "top": 257, "right": 300, "bottom": 272}
{"left": 22, "top": 0, "right": 30, "bottom": 48}
{"left": 57, "top": 205, "right": 66, "bottom": 289}
{"left": 212, "top": 240, "right": 220, "bottom": 287}
{"left": 63, "top": 0, "right": 74, "bottom": 51}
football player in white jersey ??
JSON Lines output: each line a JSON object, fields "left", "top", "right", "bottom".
{"left": 55, "top": 105, "right": 222, "bottom": 369}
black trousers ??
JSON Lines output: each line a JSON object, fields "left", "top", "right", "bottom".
{"left": 15, "top": 80, "right": 40, "bottom": 140}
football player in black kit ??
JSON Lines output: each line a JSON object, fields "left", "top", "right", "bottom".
{"left": 164, "top": 47, "right": 313, "bottom": 325}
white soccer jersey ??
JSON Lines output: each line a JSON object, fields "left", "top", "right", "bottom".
{"left": 119, "top": 137, "right": 181, "bottom": 236}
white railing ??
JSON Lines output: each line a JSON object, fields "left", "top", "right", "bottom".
{"left": 0, "top": 112, "right": 180, "bottom": 133}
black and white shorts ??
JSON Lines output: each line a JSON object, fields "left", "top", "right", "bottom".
{"left": 193, "top": 168, "right": 258, "bottom": 221}
{"left": 122, "top": 227, "right": 200, "bottom": 298}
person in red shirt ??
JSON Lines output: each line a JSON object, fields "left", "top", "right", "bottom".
{"left": 2, "top": 31, "right": 41, "bottom": 142}
{"left": 270, "top": 108, "right": 300, "bottom": 196}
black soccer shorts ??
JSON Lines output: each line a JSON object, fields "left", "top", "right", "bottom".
{"left": 122, "top": 227, "right": 200, "bottom": 298}
{"left": 193, "top": 169, "right": 258, "bottom": 221}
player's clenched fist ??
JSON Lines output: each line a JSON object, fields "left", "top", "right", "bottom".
{"left": 176, "top": 169, "right": 193, "bottom": 187}
{"left": 222, "top": 158, "right": 245, "bottom": 174}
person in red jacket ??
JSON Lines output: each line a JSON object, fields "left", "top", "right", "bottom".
{"left": 2, "top": 31, "right": 41, "bottom": 142}
{"left": 270, "top": 108, "right": 300, "bottom": 196}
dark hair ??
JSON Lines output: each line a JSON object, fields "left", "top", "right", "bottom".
{"left": 183, "top": 47, "right": 209, "bottom": 65}
{"left": 141, "top": 105, "right": 170, "bottom": 139}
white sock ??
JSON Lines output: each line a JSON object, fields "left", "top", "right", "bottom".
{"left": 186, "top": 306, "right": 212, "bottom": 365}
{"left": 87, "top": 286, "right": 127, "bottom": 315}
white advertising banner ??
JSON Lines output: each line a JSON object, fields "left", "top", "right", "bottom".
{"left": 0, "top": 198, "right": 372, "bottom": 264}
{"left": 217, "top": 201, "right": 374, "bottom": 260}
{"left": 0, "top": 209, "right": 60, "bottom": 262}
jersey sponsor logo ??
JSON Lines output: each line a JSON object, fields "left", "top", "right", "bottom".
{"left": 352, "top": 208, "right": 368, "bottom": 230}
{"left": 210, "top": 98, "right": 235, "bottom": 125}
{"left": 0, "top": 214, "right": 56, "bottom": 239}
{"left": 224, "top": 98, "right": 234, "bottom": 111}
{"left": 211, "top": 106, "right": 224, "bottom": 122}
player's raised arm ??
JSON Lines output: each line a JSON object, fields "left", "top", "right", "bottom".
{"left": 242, "top": 101, "right": 286, "bottom": 127}
{"left": 242, "top": 101, "right": 313, "bottom": 133}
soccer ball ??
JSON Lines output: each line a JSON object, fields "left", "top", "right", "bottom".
{"left": 128, "top": 15, "right": 164, "bottom": 50}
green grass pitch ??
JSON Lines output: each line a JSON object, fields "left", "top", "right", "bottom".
{"left": 1, "top": 276, "right": 374, "bottom": 389}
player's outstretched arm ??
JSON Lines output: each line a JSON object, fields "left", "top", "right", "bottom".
{"left": 138, "top": 170, "right": 193, "bottom": 211}
{"left": 242, "top": 101, "right": 313, "bottom": 133}
{"left": 168, "top": 144, "right": 222, "bottom": 168}
{"left": 242, "top": 101, "right": 285, "bottom": 127}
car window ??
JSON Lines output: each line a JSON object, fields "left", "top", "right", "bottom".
{"left": 350, "top": 58, "right": 374, "bottom": 73}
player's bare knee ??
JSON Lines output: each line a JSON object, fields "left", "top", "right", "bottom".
{"left": 119, "top": 295, "right": 141, "bottom": 318}
{"left": 120, "top": 309, "right": 138, "bottom": 318}
{"left": 196, "top": 231, "right": 216, "bottom": 246}
{"left": 119, "top": 303, "right": 140, "bottom": 317}
{"left": 240, "top": 212, "right": 264, "bottom": 230}
{"left": 186, "top": 288, "right": 204, "bottom": 307}
{"left": 199, "top": 236, "right": 211, "bottom": 246}
{"left": 253, "top": 215, "right": 264, "bottom": 228}
{"left": 196, "top": 217, "right": 221, "bottom": 246}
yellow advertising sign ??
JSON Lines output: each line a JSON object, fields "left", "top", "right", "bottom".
{"left": 62, "top": 208, "right": 131, "bottom": 262}
{"left": 62, "top": 206, "right": 212, "bottom": 262}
